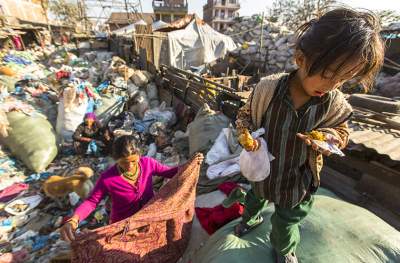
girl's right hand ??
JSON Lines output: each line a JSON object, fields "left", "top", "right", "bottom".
{"left": 60, "top": 216, "right": 79, "bottom": 242}
{"left": 238, "top": 129, "right": 260, "bottom": 152}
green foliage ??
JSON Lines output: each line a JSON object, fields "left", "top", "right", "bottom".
{"left": 268, "top": 0, "right": 336, "bottom": 30}
{"left": 49, "top": 0, "right": 80, "bottom": 26}
{"left": 376, "top": 10, "right": 400, "bottom": 26}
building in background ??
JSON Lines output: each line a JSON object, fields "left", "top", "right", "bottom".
{"left": 203, "top": 0, "right": 240, "bottom": 31}
{"left": 152, "top": 0, "right": 188, "bottom": 23}
{"left": 106, "top": 12, "right": 155, "bottom": 31}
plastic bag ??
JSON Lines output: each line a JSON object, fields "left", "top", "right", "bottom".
{"left": 129, "top": 91, "right": 149, "bottom": 119}
{"left": 143, "top": 102, "right": 176, "bottom": 127}
{"left": 146, "top": 83, "right": 158, "bottom": 101}
{"left": 207, "top": 156, "right": 240, "bottom": 180}
{"left": 95, "top": 93, "right": 125, "bottom": 126}
{"left": 239, "top": 128, "right": 274, "bottom": 182}
{"left": 127, "top": 82, "right": 139, "bottom": 98}
{"left": 131, "top": 70, "right": 149, "bottom": 87}
{"left": 311, "top": 140, "right": 345, "bottom": 157}
{"left": 56, "top": 98, "right": 88, "bottom": 142}
{"left": 206, "top": 129, "right": 231, "bottom": 165}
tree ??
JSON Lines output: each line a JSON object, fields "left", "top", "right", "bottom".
{"left": 49, "top": 0, "right": 81, "bottom": 27}
{"left": 376, "top": 10, "right": 400, "bottom": 26}
{"left": 268, "top": 0, "right": 336, "bottom": 30}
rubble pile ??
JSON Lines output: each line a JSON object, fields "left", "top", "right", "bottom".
{"left": 224, "top": 16, "right": 297, "bottom": 72}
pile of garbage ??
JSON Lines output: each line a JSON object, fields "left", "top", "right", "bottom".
{"left": 224, "top": 15, "right": 297, "bottom": 73}
{"left": 0, "top": 44, "right": 189, "bottom": 262}
{"left": 374, "top": 71, "right": 400, "bottom": 97}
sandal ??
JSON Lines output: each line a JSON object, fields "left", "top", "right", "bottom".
{"left": 274, "top": 250, "right": 299, "bottom": 263}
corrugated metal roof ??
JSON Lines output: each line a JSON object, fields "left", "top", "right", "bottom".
{"left": 348, "top": 119, "right": 400, "bottom": 161}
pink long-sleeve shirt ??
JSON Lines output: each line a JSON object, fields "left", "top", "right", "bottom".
{"left": 74, "top": 157, "right": 178, "bottom": 223}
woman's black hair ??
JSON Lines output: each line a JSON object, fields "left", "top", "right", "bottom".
{"left": 296, "top": 7, "right": 385, "bottom": 90}
{"left": 112, "top": 135, "right": 140, "bottom": 160}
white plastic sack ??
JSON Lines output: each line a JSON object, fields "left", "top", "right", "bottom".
{"left": 56, "top": 99, "right": 88, "bottom": 142}
{"left": 146, "top": 83, "right": 158, "bottom": 101}
{"left": 131, "top": 70, "right": 149, "bottom": 87}
{"left": 143, "top": 102, "right": 176, "bottom": 127}
{"left": 149, "top": 99, "right": 160, "bottom": 109}
{"left": 206, "top": 129, "right": 231, "bottom": 165}
{"left": 127, "top": 82, "right": 139, "bottom": 98}
{"left": 129, "top": 91, "right": 149, "bottom": 119}
{"left": 78, "top": 42, "right": 90, "bottom": 49}
{"left": 207, "top": 156, "right": 240, "bottom": 180}
{"left": 96, "top": 52, "right": 113, "bottom": 62}
{"left": 239, "top": 128, "right": 274, "bottom": 182}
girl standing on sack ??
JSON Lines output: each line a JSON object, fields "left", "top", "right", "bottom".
{"left": 234, "top": 8, "right": 384, "bottom": 263}
{"left": 61, "top": 135, "right": 202, "bottom": 242}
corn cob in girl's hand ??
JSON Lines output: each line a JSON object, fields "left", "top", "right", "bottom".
{"left": 238, "top": 129, "right": 260, "bottom": 152}
{"left": 305, "top": 130, "right": 326, "bottom": 141}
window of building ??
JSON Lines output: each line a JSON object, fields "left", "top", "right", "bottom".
{"left": 229, "top": 0, "right": 236, "bottom": 4}
{"left": 163, "top": 15, "right": 172, "bottom": 23}
{"left": 154, "top": 0, "right": 164, "bottom": 7}
{"left": 174, "top": 14, "right": 184, "bottom": 20}
{"left": 228, "top": 10, "right": 233, "bottom": 17}
{"left": 221, "top": 0, "right": 226, "bottom": 6}
{"left": 221, "top": 10, "right": 225, "bottom": 18}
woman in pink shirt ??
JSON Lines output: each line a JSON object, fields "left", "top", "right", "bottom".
{"left": 61, "top": 135, "right": 184, "bottom": 242}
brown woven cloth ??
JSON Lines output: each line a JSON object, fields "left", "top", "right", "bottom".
{"left": 71, "top": 154, "right": 203, "bottom": 263}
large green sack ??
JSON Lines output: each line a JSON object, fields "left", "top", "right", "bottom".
{"left": 193, "top": 189, "right": 400, "bottom": 263}
{"left": 0, "top": 75, "right": 17, "bottom": 92}
{"left": 1, "top": 112, "right": 58, "bottom": 172}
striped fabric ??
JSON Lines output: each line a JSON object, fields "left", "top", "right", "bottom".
{"left": 248, "top": 74, "right": 332, "bottom": 208}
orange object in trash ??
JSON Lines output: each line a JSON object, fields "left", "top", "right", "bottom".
{"left": 0, "top": 66, "right": 16, "bottom": 76}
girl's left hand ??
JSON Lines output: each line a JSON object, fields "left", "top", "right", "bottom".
{"left": 296, "top": 133, "right": 338, "bottom": 156}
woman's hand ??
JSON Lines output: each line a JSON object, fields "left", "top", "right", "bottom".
{"left": 60, "top": 216, "right": 79, "bottom": 242}
{"left": 193, "top": 154, "right": 204, "bottom": 164}
{"left": 296, "top": 133, "right": 339, "bottom": 156}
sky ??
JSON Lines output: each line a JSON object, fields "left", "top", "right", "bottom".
{"left": 138, "top": 0, "right": 400, "bottom": 17}
{"left": 83, "top": 0, "right": 400, "bottom": 27}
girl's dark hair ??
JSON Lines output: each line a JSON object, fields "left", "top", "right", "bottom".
{"left": 112, "top": 135, "right": 139, "bottom": 160}
{"left": 296, "top": 8, "right": 385, "bottom": 90}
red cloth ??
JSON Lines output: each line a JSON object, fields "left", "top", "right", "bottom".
{"left": 12, "top": 36, "right": 23, "bottom": 50}
{"left": 56, "top": 70, "right": 71, "bottom": 80}
{"left": 195, "top": 182, "right": 244, "bottom": 235}
{"left": 0, "top": 183, "right": 29, "bottom": 203}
